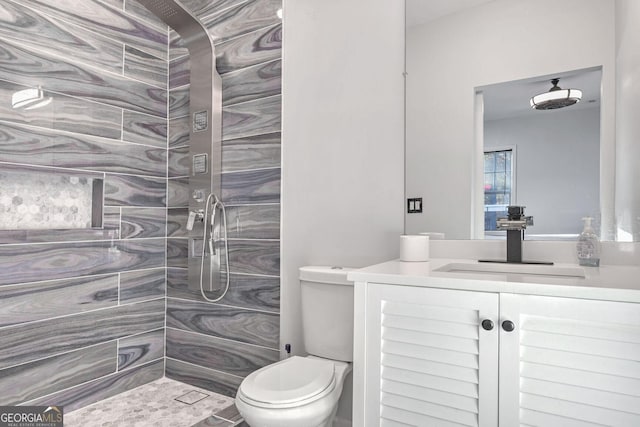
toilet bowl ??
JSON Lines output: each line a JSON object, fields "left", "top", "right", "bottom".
{"left": 235, "top": 356, "right": 352, "bottom": 427}
{"left": 235, "top": 266, "right": 355, "bottom": 427}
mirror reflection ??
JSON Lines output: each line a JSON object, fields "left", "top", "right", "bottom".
{"left": 480, "top": 67, "right": 601, "bottom": 240}
{"left": 404, "top": 0, "right": 639, "bottom": 241}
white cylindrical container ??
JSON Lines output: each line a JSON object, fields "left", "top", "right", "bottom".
{"left": 419, "top": 232, "right": 445, "bottom": 240}
{"left": 399, "top": 235, "right": 429, "bottom": 262}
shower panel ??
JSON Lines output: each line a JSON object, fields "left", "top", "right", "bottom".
{"left": 137, "top": 0, "right": 224, "bottom": 293}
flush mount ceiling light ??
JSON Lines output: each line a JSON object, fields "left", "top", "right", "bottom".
{"left": 529, "top": 78, "right": 582, "bottom": 110}
{"left": 11, "top": 86, "right": 53, "bottom": 110}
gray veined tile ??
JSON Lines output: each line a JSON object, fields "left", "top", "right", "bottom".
{"left": 0, "top": 79, "right": 122, "bottom": 140}
{"left": 222, "top": 59, "right": 281, "bottom": 106}
{"left": 166, "top": 358, "right": 242, "bottom": 398}
{"left": 167, "top": 177, "right": 189, "bottom": 207}
{"left": 124, "top": 0, "right": 168, "bottom": 31}
{"left": 0, "top": 226, "right": 122, "bottom": 245}
{"left": 200, "top": 0, "right": 282, "bottom": 46}
{"left": 168, "top": 146, "right": 190, "bottom": 177}
{"left": 0, "top": 274, "right": 118, "bottom": 327}
{"left": 213, "top": 403, "right": 242, "bottom": 423}
{"left": 227, "top": 239, "right": 279, "bottom": 276}
{"left": 166, "top": 327, "right": 279, "bottom": 378}
{"left": 0, "top": 342, "right": 117, "bottom": 405}
{"left": 119, "top": 268, "right": 166, "bottom": 303}
{"left": 120, "top": 207, "right": 167, "bottom": 238}
{"left": 178, "top": 0, "right": 247, "bottom": 20}
{"left": 22, "top": 0, "right": 168, "bottom": 60}
{"left": 222, "top": 95, "right": 281, "bottom": 141}
{"left": 167, "top": 208, "right": 189, "bottom": 237}
{"left": 0, "top": 38, "right": 167, "bottom": 117}
{"left": 169, "top": 85, "right": 190, "bottom": 119}
{"left": 124, "top": 44, "right": 168, "bottom": 89}
{"left": 224, "top": 204, "right": 280, "bottom": 239}
{"left": 169, "top": 54, "right": 190, "bottom": 90}
{"left": 191, "top": 415, "right": 235, "bottom": 427}
{"left": 169, "top": 29, "right": 189, "bottom": 61}
{"left": 25, "top": 359, "right": 164, "bottom": 412}
{"left": 167, "top": 268, "right": 279, "bottom": 312}
{"left": 103, "top": 206, "right": 121, "bottom": 231}
{"left": 166, "top": 298, "right": 279, "bottom": 348}
{"left": 169, "top": 116, "right": 190, "bottom": 148}
{"left": 0, "top": 1, "right": 124, "bottom": 75}
{"left": 221, "top": 132, "right": 280, "bottom": 173}
{"left": 221, "top": 168, "right": 280, "bottom": 205}
{"left": 118, "top": 328, "right": 165, "bottom": 370}
{"left": 122, "top": 110, "right": 168, "bottom": 149}
{"left": 167, "top": 237, "right": 188, "bottom": 268}
{"left": 0, "top": 299, "right": 165, "bottom": 369}
{"left": 0, "top": 238, "right": 166, "bottom": 286}
{"left": 104, "top": 174, "right": 166, "bottom": 207}
{"left": 0, "top": 121, "right": 166, "bottom": 177}
{"left": 215, "top": 23, "right": 281, "bottom": 75}
{"left": 101, "top": 0, "right": 124, "bottom": 10}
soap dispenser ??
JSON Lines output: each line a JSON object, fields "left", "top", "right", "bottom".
{"left": 577, "top": 217, "right": 600, "bottom": 267}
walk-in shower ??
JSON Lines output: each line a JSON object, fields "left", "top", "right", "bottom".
{"left": 137, "top": 0, "right": 229, "bottom": 300}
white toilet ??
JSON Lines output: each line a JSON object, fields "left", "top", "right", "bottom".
{"left": 235, "top": 266, "right": 354, "bottom": 427}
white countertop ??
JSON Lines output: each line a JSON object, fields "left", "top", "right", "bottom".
{"left": 347, "top": 258, "right": 640, "bottom": 303}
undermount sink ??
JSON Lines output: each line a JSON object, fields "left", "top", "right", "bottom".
{"left": 435, "top": 262, "right": 586, "bottom": 279}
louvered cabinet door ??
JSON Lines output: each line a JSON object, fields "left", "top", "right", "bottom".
{"left": 499, "top": 294, "right": 640, "bottom": 426}
{"left": 364, "top": 284, "right": 499, "bottom": 427}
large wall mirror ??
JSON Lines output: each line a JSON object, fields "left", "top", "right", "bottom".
{"left": 405, "top": 0, "right": 640, "bottom": 242}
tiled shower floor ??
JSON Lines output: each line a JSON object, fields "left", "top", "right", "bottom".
{"left": 64, "top": 377, "right": 241, "bottom": 427}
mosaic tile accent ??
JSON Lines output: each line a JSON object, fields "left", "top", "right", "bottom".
{"left": 64, "top": 377, "right": 234, "bottom": 427}
{"left": 0, "top": 169, "right": 99, "bottom": 230}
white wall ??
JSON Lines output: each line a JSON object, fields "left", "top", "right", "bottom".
{"left": 405, "top": 0, "right": 616, "bottom": 239}
{"left": 279, "top": 0, "right": 405, "bottom": 366}
{"left": 485, "top": 108, "right": 600, "bottom": 235}
{"left": 615, "top": 0, "right": 640, "bottom": 241}
{"left": 281, "top": 1, "right": 405, "bottom": 421}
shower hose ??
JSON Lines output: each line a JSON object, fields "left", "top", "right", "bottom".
{"left": 199, "top": 193, "right": 230, "bottom": 302}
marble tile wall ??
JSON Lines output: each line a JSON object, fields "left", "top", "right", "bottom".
{"left": 165, "top": 0, "right": 282, "bottom": 397}
{"left": 0, "top": 0, "right": 169, "bottom": 410}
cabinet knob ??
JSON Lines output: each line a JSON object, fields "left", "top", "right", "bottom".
{"left": 502, "top": 320, "right": 515, "bottom": 332}
{"left": 481, "top": 319, "right": 494, "bottom": 331}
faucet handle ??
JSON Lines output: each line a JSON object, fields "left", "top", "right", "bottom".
{"left": 525, "top": 216, "right": 534, "bottom": 226}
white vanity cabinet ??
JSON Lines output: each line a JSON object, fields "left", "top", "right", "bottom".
{"left": 353, "top": 281, "right": 640, "bottom": 427}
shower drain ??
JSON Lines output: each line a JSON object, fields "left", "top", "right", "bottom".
{"left": 175, "top": 390, "right": 210, "bottom": 405}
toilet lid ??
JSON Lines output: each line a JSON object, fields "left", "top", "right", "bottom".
{"left": 240, "top": 356, "right": 335, "bottom": 405}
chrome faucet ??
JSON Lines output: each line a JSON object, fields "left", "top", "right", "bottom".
{"left": 479, "top": 205, "right": 553, "bottom": 265}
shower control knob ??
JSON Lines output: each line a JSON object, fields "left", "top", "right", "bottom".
{"left": 502, "top": 320, "right": 515, "bottom": 332}
{"left": 192, "top": 189, "right": 205, "bottom": 202}
{"left": 481, "top": 319, "right": 494, "bottom": 331}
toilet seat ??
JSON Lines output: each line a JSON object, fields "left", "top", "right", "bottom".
{"left": 238, "top": 356, "right": 337, "bottom": 409}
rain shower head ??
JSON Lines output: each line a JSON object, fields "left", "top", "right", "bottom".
{"left": 136, "top": 0, "right": 210, "bottom": 49}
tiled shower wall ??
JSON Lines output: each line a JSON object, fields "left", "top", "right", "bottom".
{"left": 165, "top": 0, "right": 282, "bottom": 396}
{"left": 0, "top": 0, "right": 169, "bottom": 411}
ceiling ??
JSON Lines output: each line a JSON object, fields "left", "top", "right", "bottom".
{"left": 406, "top": 0, "right": 496, "bottom": 28}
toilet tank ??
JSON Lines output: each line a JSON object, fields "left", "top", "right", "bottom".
{"left": 299, "top": 266, "right": 355, "bottom": 362}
